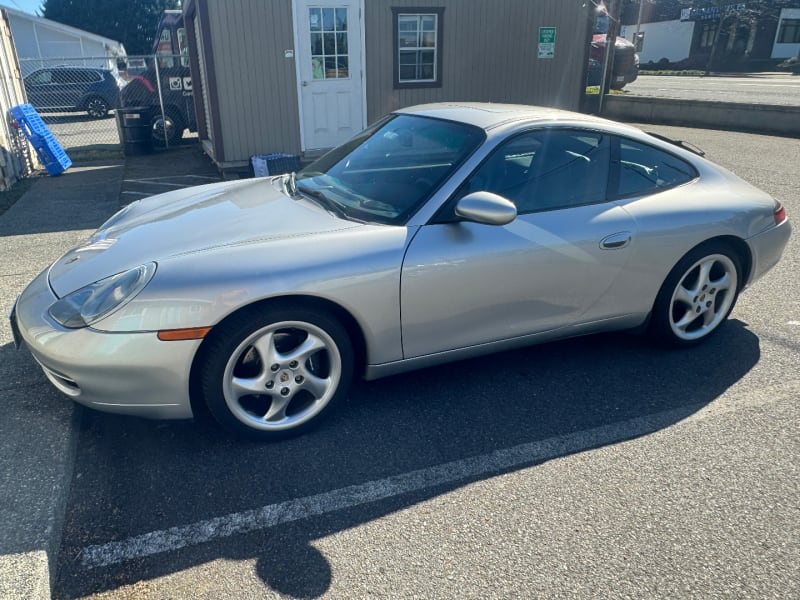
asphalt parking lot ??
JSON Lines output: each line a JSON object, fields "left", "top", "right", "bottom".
{"left": 36, "top": 126, "right": 799, "bottom": 599}
{"left": 1, "top": 124, "right": 797, "bottom": 599}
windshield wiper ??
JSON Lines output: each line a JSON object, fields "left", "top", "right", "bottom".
{"left": 284, "top": 172, "right": 298, "bottom": 197}
{"left": 296, "top": 184, "right": 352, "bottom": 220}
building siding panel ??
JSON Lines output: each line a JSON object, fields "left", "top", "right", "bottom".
{"left": 189, "top": 0, "right": 590, "bottom": 167}
{"left": 205, "top": 0, "right": 301, "bottom": 164}
{"left": 365, "top": 0, "right": 591, "bottom": 122}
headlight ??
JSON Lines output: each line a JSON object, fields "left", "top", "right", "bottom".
{"left": 48, "top": 263, "right": 157, "bottom": 328}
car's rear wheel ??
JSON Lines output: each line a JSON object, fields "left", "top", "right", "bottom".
{"left": 200, "top": 306, "right": 354, "bottom": 440}
{"left": 650, "top": 242, "right": 742, "bottom": 346}
{"left": 150, "top": 110, "right": 184, "bottom": 146}
{"left": 85, "top": 96, "right": 109, "bottom": 118}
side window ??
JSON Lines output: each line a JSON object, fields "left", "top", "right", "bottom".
{"left": 51, "top": 70, "right": 72, "bottom": 84}
{"left": 70, "top": 71, "right": 100, "bottom": 84}
{"left": 177, "top": 28, "right": 189, "bottom": 67}
{"left": 29, "top": 70, "right": 52, "bottom": 84}
{"left": 528, "top": 131, "right": 610, "bottom": 211}
{"left": 615, "top": 139, "right": 697, "bottom": 198}
{"left": 454, "top": 129, "right": 611, "bottom": 215}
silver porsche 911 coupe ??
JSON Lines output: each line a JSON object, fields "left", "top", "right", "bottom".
{"left": 11, "top": 103, "right": 791, "bottom": 439}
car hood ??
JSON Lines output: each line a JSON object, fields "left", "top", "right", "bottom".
{"left": 47, "top": 177, "right": 363, "bottom": 297}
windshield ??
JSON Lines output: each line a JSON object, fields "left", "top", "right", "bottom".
{"left": 594, "top": 12, "right": 609, "bottom": 35}
{"left": 296, "top": 114, "right": 485, "bottom": 225}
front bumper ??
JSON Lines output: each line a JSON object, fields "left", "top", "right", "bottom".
{"left": 13, "top": 270, "right": 198, "bottom": 420}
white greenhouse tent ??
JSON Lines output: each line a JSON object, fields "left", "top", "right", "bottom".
{"left": 2, "top": 5, "right": 126, "bottom": 75}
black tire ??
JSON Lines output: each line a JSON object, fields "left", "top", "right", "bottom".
{"left": 150, "top": 109, "right": 184, "bottom": 146}
{"left": 649, "top": 241, "right": 742, "bottom": 347}
{"left": 85, "top": 96, "right": 109, "bottom": 118}
{"left": 200, "top": 306, "right": 354, "bottom": 440}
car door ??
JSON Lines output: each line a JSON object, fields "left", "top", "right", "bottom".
{"left": 400, "top": 128, "right": 638, "bottom": 358}
{"left": 57, "top": 69, "right": 93, "bottom": 109}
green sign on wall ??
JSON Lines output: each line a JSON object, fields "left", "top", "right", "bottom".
{"left": 538, "top": 26, "right": 556, "bottom": 59}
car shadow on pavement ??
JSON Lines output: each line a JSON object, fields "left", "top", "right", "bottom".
{"left": 53, "top": 320, "right": 761, "bottom": 599}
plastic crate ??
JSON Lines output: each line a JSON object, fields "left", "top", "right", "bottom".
{"left": 251, "top": 153, "right": 302, "bottom": 177}
{"left": 9, "top": 104, "right": 71, "bottom": 175}
{"left": 10, "top": 104, "right": 45, "bottom": 135}
{"left": 29, "top": 133, "right": 72, "bottom": 176}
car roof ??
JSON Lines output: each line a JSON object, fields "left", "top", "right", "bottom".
{"left": 33, "top": 66, "right": 109, "bottom": 72}
{"left": 396, "top": 102, "right": 637, "bottom": 133}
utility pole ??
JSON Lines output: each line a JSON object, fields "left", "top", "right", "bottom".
{"left": 635, "top": 0, "right": 645, "bottom": 40}
{"left": 598, "top": 0, "right": 620, "bottom": 112}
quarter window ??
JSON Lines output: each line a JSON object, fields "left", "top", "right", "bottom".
{"left": 393, "top": 8, "right": 444, "bottom": 88}
{"left": 615, "top": 139, "right": 696, "bottom": 197}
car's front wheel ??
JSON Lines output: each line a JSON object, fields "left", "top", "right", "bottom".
{"left": 85, "top": 96, "right": 109, "bottom": 118}
{"left": 200, "top": 306, "right": 354, "bottom": 440}
{"left": 650, "top": 242, "right": 742, "bottom": 346}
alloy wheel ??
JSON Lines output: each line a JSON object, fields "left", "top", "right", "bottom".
{"left": 668, "top": 253, "right": 738, "bottom": 341}
{"left": 221, "top": 321, "right": 342, "bottom": 431}
{"left": 86, "top": 98, "right": 108, "bottom": 118}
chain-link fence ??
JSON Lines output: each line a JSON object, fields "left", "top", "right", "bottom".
{"left": 17, "top": 54, "right": 196, "bottom": 157}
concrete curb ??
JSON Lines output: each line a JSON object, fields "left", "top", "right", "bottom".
{"left": 600, "top": 95, "right": 800, "bottom": 137}
{"left": 0, "top": 162, "right": 124, "bottom": 599}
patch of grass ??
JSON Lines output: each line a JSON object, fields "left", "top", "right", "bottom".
{"left": 68, "top": 148, "right": 124, "bottom": 163}
{"left": 585, "top": 86, "right": 628, "bottom": 95}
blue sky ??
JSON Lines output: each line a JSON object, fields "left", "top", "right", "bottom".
{"left": 2, "top": 1, "right": 43, "bottom": 15}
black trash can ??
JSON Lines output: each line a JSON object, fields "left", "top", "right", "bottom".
{"left": 115, "top": 107, "right": 153, "bottom": 156}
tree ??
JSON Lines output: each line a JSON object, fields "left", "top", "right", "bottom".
{"left": 41, "top": 0, "right": 181, "bottom": 55}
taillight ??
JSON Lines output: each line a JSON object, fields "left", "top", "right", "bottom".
{"left": 774, "top": 203, "right": 786, "bottom": 225}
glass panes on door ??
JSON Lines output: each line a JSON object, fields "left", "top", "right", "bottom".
{"left": 398, "top": 14, "right": 437, "bottom": 82}
{"left": 310, "top": 7, "right": 349, "bottom": 79}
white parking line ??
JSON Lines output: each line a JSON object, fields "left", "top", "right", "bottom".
{"left": 123, "top": 175, "right": 220, "bottom": 183}
{"left": 121, "top": 181, "right": 192, "bottom": 188}
{"left": 80, "top": 404, "right": 698, "bottom": 569}
{"left": 78, "top": 377, "right": 798, "bottom": 570}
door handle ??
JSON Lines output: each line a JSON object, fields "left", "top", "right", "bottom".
{"left": 600, "top": 231, "right": 632, "bottom": 250}
{"left": 302, "top": 81, "right": 309, "bottom": 87}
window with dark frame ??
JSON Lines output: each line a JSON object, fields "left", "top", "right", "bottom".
{"left": 699, "top": 23, "right": 716, "bottom": 49}
{"left": 777, "top": 19, "right": 800, "bottom": 44}
{"left": 392, "top": 7, "right": 444, "bottom": 89}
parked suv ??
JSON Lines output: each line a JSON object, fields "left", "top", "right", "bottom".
{"left": 24, "top": 66, "right": 123, "bottom": 119}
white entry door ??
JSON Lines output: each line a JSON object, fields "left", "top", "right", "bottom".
{"left": 294, "top": 0, "right": 366, "bottom": 152}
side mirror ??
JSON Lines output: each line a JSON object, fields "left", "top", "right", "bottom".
{"left": 455, "top": 191, "right": 517, "bottom": 226}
